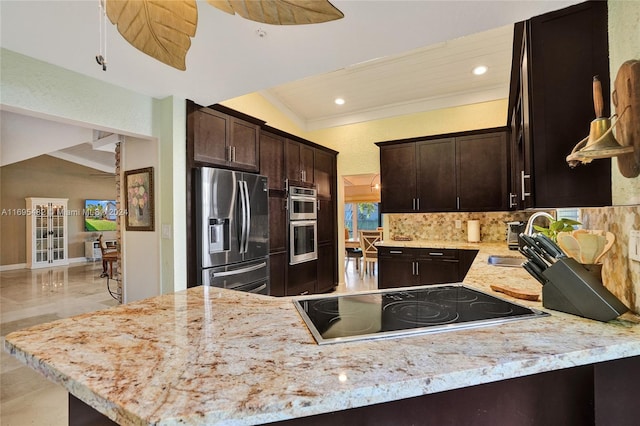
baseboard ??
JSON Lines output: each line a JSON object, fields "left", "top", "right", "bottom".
{"left": 0, "top": 263, "right": 27, "bottom": 271}
{"left": 0, "top": 258, "right": 98, "bottom": 271}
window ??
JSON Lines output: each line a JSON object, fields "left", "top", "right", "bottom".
{"left": 345, "top": 202, "right": 381, "bottom": 238}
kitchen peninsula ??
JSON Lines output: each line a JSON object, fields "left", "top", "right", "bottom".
{"left": 5, "top": 243, "right": 640, "bottom": 425}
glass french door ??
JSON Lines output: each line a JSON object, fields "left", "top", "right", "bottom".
{"left": 26, "top": 198, "right": 69, "bottom": 268}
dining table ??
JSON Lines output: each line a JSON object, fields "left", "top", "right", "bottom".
{"left": 345, "top": 238, "right": 361, "bottom": 249}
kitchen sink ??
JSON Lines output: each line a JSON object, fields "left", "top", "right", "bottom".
{"left": 487, "top": 255, "right": 524, "bottom": 268}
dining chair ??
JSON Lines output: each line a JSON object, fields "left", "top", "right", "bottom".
{"left": 359, "top": 230, "right": 383, "bottom": 276}
{"left": 98, "top": 235, "right": 118, "bottom": 278}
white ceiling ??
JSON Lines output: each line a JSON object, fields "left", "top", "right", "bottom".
{"left": 0, "top": 0, "right": 581, "bottom": 170}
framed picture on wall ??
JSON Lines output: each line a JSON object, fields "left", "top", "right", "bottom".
{"left": 124, "top": 167, "right": 154, "bottom": 231}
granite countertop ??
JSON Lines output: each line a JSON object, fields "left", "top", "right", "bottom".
{"left": 5, "top": 242, "right": 640, "bottom": 425}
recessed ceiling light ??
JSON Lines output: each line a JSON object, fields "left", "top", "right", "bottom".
{"left": 334, "top": 98, "right": 345, "bottom": 105}
{"left": 473, "top": 65, "right": 488, "bottom": 75}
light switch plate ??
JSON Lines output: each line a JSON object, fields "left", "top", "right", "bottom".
{"left": 630, "top": 230, "right": 640, "bottom": 262}
{"left": 162, "top": 224, "right": 172, "bottom": 240}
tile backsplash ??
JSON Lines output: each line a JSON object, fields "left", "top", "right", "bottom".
{"left": 581, "top": 205, "right": 640, "bottom": 314}
{"left": 388, "top": 206, "right": 640, "bottom": 314}
{"left": 387, "top": 211, "right": 540, "bottom": 243}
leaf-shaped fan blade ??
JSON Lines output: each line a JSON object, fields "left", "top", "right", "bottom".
{"left": 106, "top": 0, "right": 198, "bottom": 71}
{"left": 207, "top": 0, "right": 344, "bottom": 25}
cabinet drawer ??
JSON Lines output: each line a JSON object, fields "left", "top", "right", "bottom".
{"left": 378, "top": 247, "right": 414, "bottom": 258}
{"left": 417, "top": 248, "right": 458, "bottom": 260}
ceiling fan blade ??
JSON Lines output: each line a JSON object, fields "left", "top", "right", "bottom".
{"left": 106, "top": 0, "right": 198, "bottom": 71}
{"left": 207, "top": 0, "right": 344, "bottom": 25}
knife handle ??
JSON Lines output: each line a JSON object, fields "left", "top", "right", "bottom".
{"left": 533, "top": 234, "right": 566, "bottom": 259}
{"left": 523, "top": 261, "right": 547, "bottom": 285}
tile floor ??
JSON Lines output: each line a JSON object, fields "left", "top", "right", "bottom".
{"left": 0, "top": 259, "right": 376, "bottom": 425}
{"left": 1, "top": 262, "right": 119, "bottom": 426}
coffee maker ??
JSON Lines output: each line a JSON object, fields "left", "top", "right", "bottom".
{"left": 506, "top": 221, "right": 525, "bottom": 250}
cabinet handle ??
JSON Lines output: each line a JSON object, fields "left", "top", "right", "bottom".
{"left": 226, "top": 146, "right": 232, "bottom": 162}
{"left": 389, "top": 250, "right": 403, "bottom": 254}
{"left": 416, "top": 198, "right": 420, "bottom": 210}
{"left": 521, "top": 170, "right": 531, "bottom": 201}
{"left": 412, "top": 198, "right": 416, "bottom": 210}
{"left": 232, "top": 146, "right": 236, "bottom": 162}
{"left": 415, "top": 261, "right": 419, "bottom": 276}
{"left": 509, "top": 193, "right": 518, "bottom": 208}
{"left": 456, "top": 196, "right": 460, "bottom": 210}
{"left": 428, "top": 252, "right": 444, "bottom": 256}
{"left": 412, "top": 261, "right": 416, "bottom": 275}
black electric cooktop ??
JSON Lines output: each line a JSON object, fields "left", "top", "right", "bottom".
{"left": 294, "top": 284, "right": 548, "bottom": 344}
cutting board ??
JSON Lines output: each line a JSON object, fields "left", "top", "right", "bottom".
{"left": 490, "top": 284, "right": 540, "bottom": 302}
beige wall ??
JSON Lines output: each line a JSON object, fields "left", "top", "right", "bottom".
{"left": 609, "top": 0, "right": 640, "bottom": 205}
{"left": 223, "top": 94, "right": 508, "bottom": 177}
{"left": 0, "top": 155, "right": 117, "bottom": 266}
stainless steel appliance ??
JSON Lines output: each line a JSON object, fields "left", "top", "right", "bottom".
{"left": 288, "top": 186, "right": 317, "bottom": 220}
{"left": 288, "top": 185, "right": 318, "bottom": 265}
{"left": 196, "top": 167, "right": 269, "bottom": 294}
{"left": 294, "top": 284, "right": 548, "bottom": 344}
{"left": 507, "top": 221, "right": 525, "bottom": 250}
{"left": 289, "top": 220, "right": 317, "bottom": 265}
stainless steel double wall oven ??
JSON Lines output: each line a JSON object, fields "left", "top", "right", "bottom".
{"left": 288, "top": 186, "right": 318, "bottom": 265}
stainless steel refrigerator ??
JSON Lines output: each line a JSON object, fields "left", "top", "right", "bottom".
{"left": 196, "top": 167, "right": 269, "bottom": 294}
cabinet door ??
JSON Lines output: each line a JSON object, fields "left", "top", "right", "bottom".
{"left": 317, "top": 199, "right": 334, "bottom": 245}
{"left": 457, "top": 132, "right": 509, "bottom": 211}
{"left": 416, "top": 259, "right": 460, "bottom": 285}
{"left": 416, "top": 138, "right": 456, "bottom": 212}
{"left": 300, "top": 144, "right": 315, "bottom": 184}
{"left": 527, "top": 1, "right": 611, "bottom": 207}
{"left": 269, "top": 252, "right": 287, "bottom": 297}
{"left": 268, "top": 196, "right": 287, "bottom": 253}
{"left": 316, "top": 243, "right": 336, "bottom": 294}
{"left": 284, "top": 139, "right": 302, "bottom": 182}
{"left": 380, "top": 144, "right": 417, "bottom": 213}
{"left": 192, "top": 107, "right": 228, "bottom": 166}
{"left": 287, "top": 261, "right": 317, "bottom": 296}
{"left": 260, "top": 131, "right": 285, "bottom": 191}
{"left": 229, "top": 117, "right": 259, "bottom": 172}
{"left": 314, "top": 149, "right": 335, "bottom": 198}
{"left": 378, "top": 251, "right": 417, "bottom": 289}
{"left": 416, "top": 248, "right": 459, "bottom": 285}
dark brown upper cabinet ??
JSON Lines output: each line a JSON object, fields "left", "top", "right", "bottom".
{"left": 187, "top": 101, "right": 261, "bottom": 172}
{"left": 259, "top": 130, "right": 286, "bottom": 191}
{"left": 378, "top": 129, "right": 509, "bottom": 213}
{"left": 508, "top": 1, "right": 611, "bottom": 208}
{"left": 314, "top": 148, "right": 335, "bottom": 199}
{"left": 285, "top": 139, "right": 315, "bottom": 185}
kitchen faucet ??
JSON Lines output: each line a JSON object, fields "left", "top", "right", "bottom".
{"left": 524, "top": 212, "right": 555, "bottom": 236}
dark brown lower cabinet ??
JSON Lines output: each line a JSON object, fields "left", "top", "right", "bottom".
{"left": 268, "top": 252, "right": 287, "bottom": 297}
{"left": 70, "top": 356, "right": 640, "bottom": 426}
{"left": 316, "top": 243, "right": 336, "bottom": 293}
{"left": 287, "top": 260, "right": 317, "bottom": 296}
{"left": 378, "top": 247, "right": 477, "bottom": 289}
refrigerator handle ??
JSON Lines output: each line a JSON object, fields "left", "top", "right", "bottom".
{"left": 242, "top": 180, "right": 251, "bottom": 253}
{"left": 212, "top": 261, "right": 267, "bottom": 277}
{"left": 238, "top": 180, "right": 248, "bottom": 254}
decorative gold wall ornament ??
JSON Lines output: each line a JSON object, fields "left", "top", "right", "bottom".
{"left": 103, "top": 0, "right": 343, "bottom": 71}
{"left": 567, "top": 60, "right": 640, "bottom": 178}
